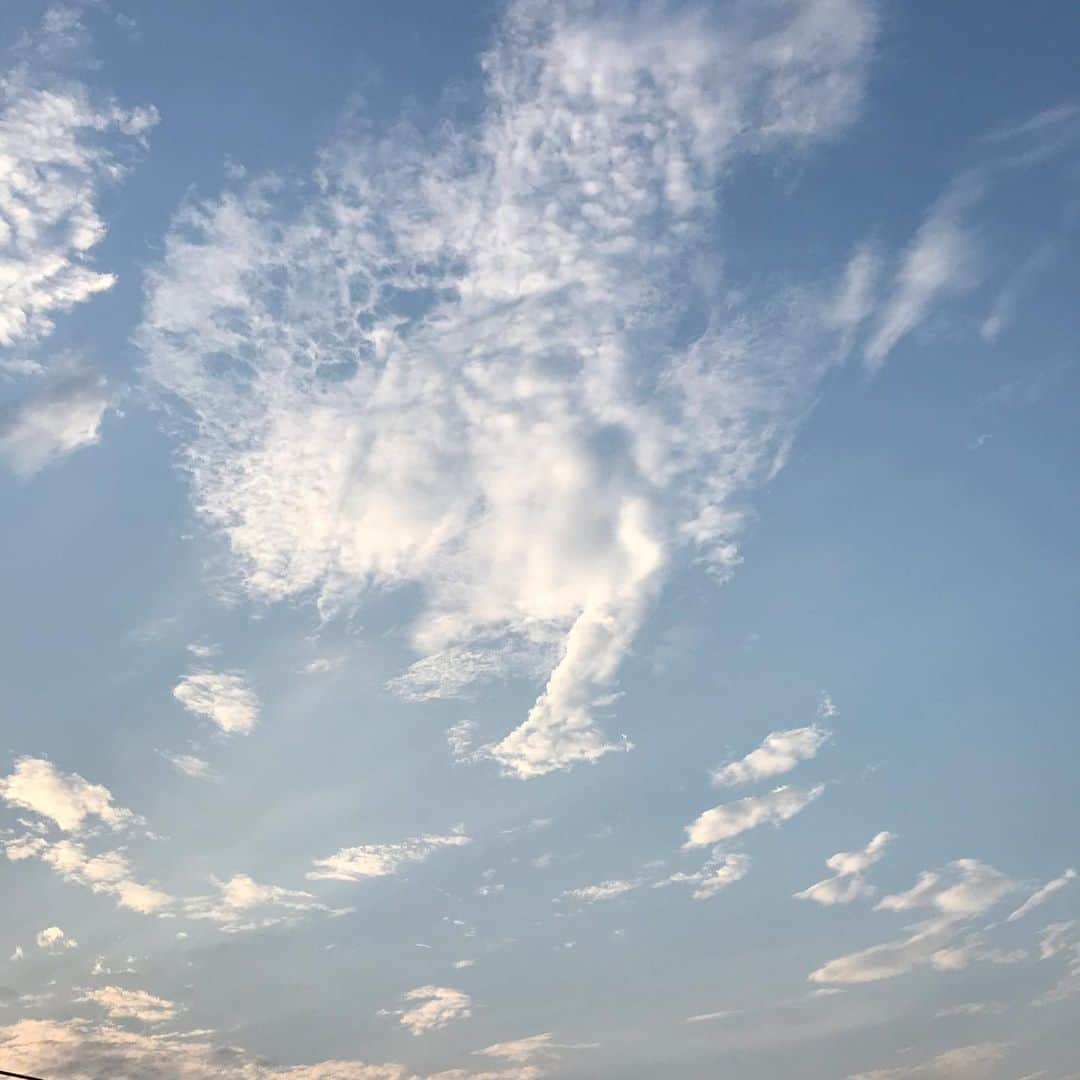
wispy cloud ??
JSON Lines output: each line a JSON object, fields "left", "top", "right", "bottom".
{"left": 1005, "top": 868, "right": 1076, "bottom": 922}
{"left": 139, "top": 0, "right": 877, "bottom": 780}
{"left": 848, "top": 1041, "right": 1012, "bottom": 1079}
{"left": 75, "top": 986, "right": 176, "bottom": 1024}
{"left": 0, "top": 365, "right": 110, "bottom": 477}
{"left": 684, "top": 784, "right": 824, "bottom": 848}
{"left": 0, "top": 9, "right": 156, "bottom": 362}
{"left": 864, "top": 181, "right": 980, "bottom": 370}
{"left": 6, "top": 836, "right": 172, "bottom": 914}
{"left": 380, "top": 985, "right": 471, "bottom": 1036}
{"left": 559, "top": 879, "right": 640, "bottom": 905}
{"left": 0, "top": 1015, "right": 557, "bottom": 1078}
{"left": 711, "top": 724, "right": 830, "bottom": 787}
{"left": 182, "top": 873, "right": 350, "bottom": 933}
{"left": 307, "top": 828, "right": 469, "bottom": 881}
{"left": 795, "top": 831, "right": 893, "bottom": 905}
{"left": 809, "top": 859, "right": 1019, "bottom": 985}
{"left": 173, "top": 671, "right": 259, "bottom": 735}
{"left": 655, "top": 850, "right": 750, "bottom": 901}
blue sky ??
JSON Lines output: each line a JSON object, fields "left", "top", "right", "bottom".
{"left": 1, "top": 2, "right": 1078, "bottom": 1077}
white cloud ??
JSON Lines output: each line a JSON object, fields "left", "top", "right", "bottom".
{"left": 5, "top": 836, "right": 172, "bottom": 915}
{"left": 476, "top": 1031, "right": 595, "bottom": 1069}
{"left": 684, "top": 784, "right": 824, "bottom": 848}
{"left": 0, "top": 367, "right": 110, "bottom": 477}
{"left": 172, "top": 671, "right": 259, "bottom": 734}
{"left": 1034, "top": 922, "right": 1080, "bottom": 1005}
{"left": 864, "top": 181, "right": 980, "bottom": 370}
{"left": 139, "top": 0, "right": 877, "bottom": 780}
{"left": 933, "top": 1002, "right": 1004, "bottom": 1019}
{"left": 10, "top": 945, "right": 23, "bottom": 961}
{"left": 158, "top": 752, "right": 216, "bottom": 781}
{"left": 183, "top": 874, "right": 349, "bottom": 933}
{"left": 382, "top": 985, "right": 471, "bottom": 1036}
{"left": 559, "top": 879, "right": 639, "bottom": 904}
{"left": 795, "top": 831, "right": 892, "bottom": 905}
{"left": 848, "top": 1042, "right": 1011, "bottom": 1079}
{"left": 809, "top": 859, "right": 1019, "bottom": 985}
{"left": 685, "top": 1010, "right": 735, "bottom": 1024}
{"left": 0, "top": 9, "right": 156, "bottom": 360}
{"left": 874, "top": 859, "right": 1016, "bottom": 920}
{"left": 0, "top": 1017, "right": 548, "bottom": 1078}
{"left": 36, "top": 926, "right": 76, "bottom": 952}
{"left": 307, "top": 829, "right": 469, "bottom": 882}
{"left": 1006, "top": 868, "right": 1076, "bottom": 922}
{"left": 0, "top": 756, "right": 137, "bottom": 832}
{"left": 711, "top": 725, "right": 830, "bottom": 787}
{"left": 655, "top": 850, "right": 750, "bottom": 900}
{"left": 75, "top": 986, "right": 176, "bottom": 1024}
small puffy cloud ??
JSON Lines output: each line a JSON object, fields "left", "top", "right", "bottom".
{"left": 183, "top": 874, "right": 349, "bottom": 933}
{"left": 307, "top": 830, "right": 469, "bottom": 882}
{"left": 36, "top": 927, "right": 77, "bottom": 952}
{"left": 173, "top": 671, "right": 259, "bottom": 734}
{"left": 684, "top": 785, "right": 824, "bottom": 848}
{"left": 655, "top": 851, "right": 750, "bottom": 900}
{"left": 0, "top": 369, "right": 110, "bottom": 478}
{"left": 76, "top": 986, "right": 176, "bottom": 1024}
{"left": 10, "top": 946, "right": 23, "bottom": 961}
{"left": 711, "top": 726, "right": 830, "bottom": 787}
{"left": 1006, "top": 868, "right": 1076, "bottom": 922}
{"left": 453, "top": 960, "right": 475, "bottom": 970}
{"left": 382, "top": 985, "right": 471, "bottom": 1036}
{"left": 795, "top": 831, "right": 893, "bottom": 905}
{"left": 0, "top": 757, "right": 137, "bottom": 832}
{"left": 848, "top": 1042, "right": 1011, "bottom": 1079}
{"left": 559, "top": 879, "right": 639, "bottom": 905}
{"left": 6, "top": 836, "right": 172, "bottom": 915}
{"left": 875, "top": 859, "right": 1016, "bottom": 920}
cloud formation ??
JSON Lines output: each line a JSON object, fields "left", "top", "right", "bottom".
{"left": 655, "top": 850, "right": 751, "bottom": 900}
{"left": 560, "top": 879, "right": 639, "bottom": 904}
{"left": 5, "top": 836, "right": 172, "bottom": 914}
{"left": 0, "top": 366, "right": 109, "bottom": 477}
{"left": 139, "top": 0, "right": 877, "bottom": 779}
{"left": 684, "top": 784, "right": 824, "bottom": 848}
{"left": 711, "top": 725, "right": 830, "bottom": 787}
{"left": 75, "top": 986, "right": 176, "bottom": 1024}
{"left": 35, "top": 926, "right": 76, "bottom": 951}
{"left": 848, "top": 1042, "right": 1011, "bottom": 1079}
{"left": 183, "top": 873, "right": 350, "bottom": 933}
{"left": 0, "top": 1017, "right": 558, "bottom": 1079}
{"left": 795, "top": 831, "right": 893, "bottom": 906}
{"left": 0, "top": 756, "right": 137, "bottom": 832}
{"left": 0, "top": 10, "right": 156, "bottom": 361}
{"left": 1005, "top": 868, "right": 1076, "bottom": 923}
{"left": 173, "top": 671, "right": 260, "bottom": 734}
{"left": 809, "top": 859, "right": 1019, "bottom": 985}
{"left": 382, "top": 985, "right": 472, "bottom": 1036}
{"left": 307, "top": 829, "right": 469, "bottom": 881}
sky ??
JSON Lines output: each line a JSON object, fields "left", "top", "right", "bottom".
{"left": 0, "top": 1, "right": 1078, "bottom": 1077}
